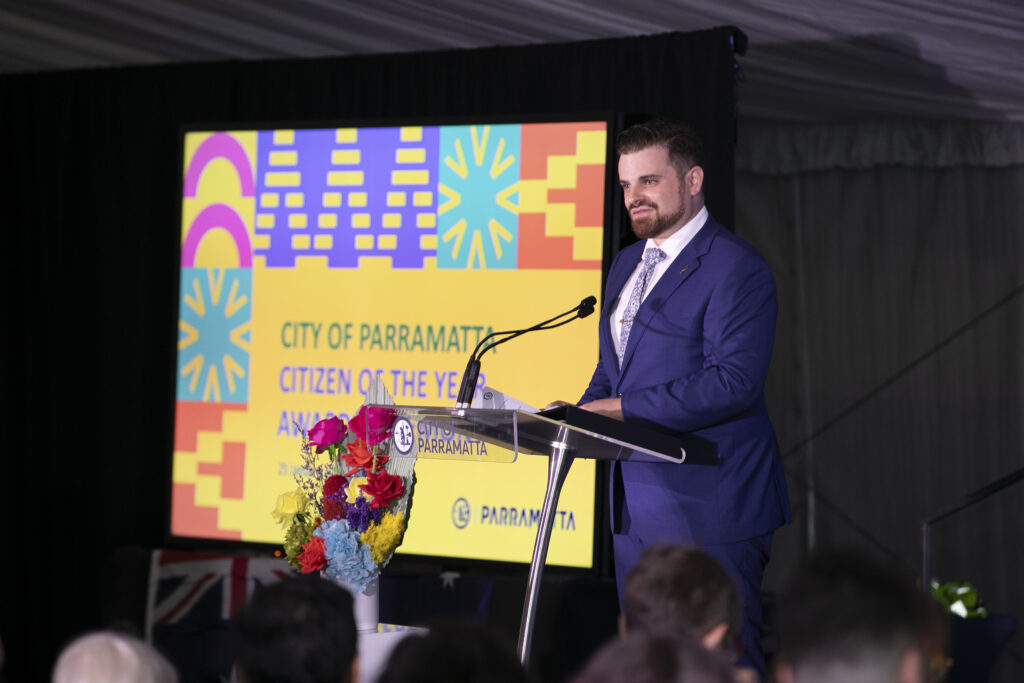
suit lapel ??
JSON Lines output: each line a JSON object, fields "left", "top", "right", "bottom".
{"left": 615, "top": 219, "right": 721, "bottom": 383}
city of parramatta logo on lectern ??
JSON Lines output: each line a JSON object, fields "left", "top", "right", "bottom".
{"left": 452, "top": 497, "right": 472, "bottom": 529}
{"left": 392, "top": 417, "right": 414, "bottom": 455}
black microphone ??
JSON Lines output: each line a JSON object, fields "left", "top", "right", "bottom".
{"left": 577, "top": 295, "right": 597, "bottom": 319}
{"left": 455, "top": 357, "right": 483, "bottom": 410}
{"left": 454, "top": 295, "right": 597, "bottom": 408}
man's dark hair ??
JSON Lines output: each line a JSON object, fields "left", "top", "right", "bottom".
{"left": 375, "top": 617, "right": 530, "bottom": 683}
{"left": 775, "top": 548, "right": 947, "bottom": 683}
{"left": 235, "top": 574, "right": 357, "bottom": 683}
{"left": 615, "top": 118, "right": 705, "bottom": 177}
{"left": 623, "top": 544, "right": 741, "bottom": 638}
{"left": 571, "top": 630, "right": 735, "bottom": 683}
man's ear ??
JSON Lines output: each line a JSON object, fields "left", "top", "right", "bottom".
{"left": 687, "top": 165, "right": 704, "bottom": 196}
{"left": 701, "top": 622, "right": 729, "bottom": 652}
{"left": 617, "top": 613, "right": 627, "bottom": 637}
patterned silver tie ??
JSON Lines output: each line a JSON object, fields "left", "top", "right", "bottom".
{"left": 618, "top": 247, "right": 666, "bottom": 367}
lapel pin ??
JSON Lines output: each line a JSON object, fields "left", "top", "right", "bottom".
{"left": 680, "top": 266, "right": 689, "bottom": 274}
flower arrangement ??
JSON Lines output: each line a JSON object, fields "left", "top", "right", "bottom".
{"left": 273, "top": 393, "right": 416, "bottom": 594}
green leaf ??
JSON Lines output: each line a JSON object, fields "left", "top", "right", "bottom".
{"left": 931, "top": 580, "right": 988, "bottom": 618}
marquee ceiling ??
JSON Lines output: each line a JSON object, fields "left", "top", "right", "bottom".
{"left": 2, "top": 0, "right": 1022, "bottom": 121}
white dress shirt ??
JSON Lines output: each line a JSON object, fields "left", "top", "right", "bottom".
{"left": 611, "top": 206, "right": 708, "bottom": 361}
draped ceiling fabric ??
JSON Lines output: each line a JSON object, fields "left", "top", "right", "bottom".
{"left": 1, "top": 0, "right": 1023, "bottom": 122}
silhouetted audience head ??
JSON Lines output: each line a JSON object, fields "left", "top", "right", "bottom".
{"left": 571, "top": 630, "right": 736, "bottom": 683}
{"left": 235, "top": 574, "right": 358, "bottom": 683}
{"left": 374, "top": 617, "right": 529, "bottom": 683}
{"left": 774, "top": 548, "right": 947, "bottom": 683}
{"left": 52, "top": 631, "right": 177, "bottom": 683}
{"left": 622, "top": 543, "right": 741, "bottom": 655}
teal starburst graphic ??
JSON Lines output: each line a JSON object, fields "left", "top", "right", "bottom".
{"left": 437, "top": 125, "right": 520, "bottom": 269}
{"left": 177, "top": 267, "right": 251, "bottom": 403}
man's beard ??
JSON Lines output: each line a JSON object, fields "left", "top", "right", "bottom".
{"left": 629, "top": 195, "right": 687, "bottom": 240}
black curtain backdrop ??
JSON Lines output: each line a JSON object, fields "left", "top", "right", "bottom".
{"left": 0, "top": 29, "right": 739, "bottom": 682}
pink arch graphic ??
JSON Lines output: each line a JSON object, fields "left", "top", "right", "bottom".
{"left": 182, "top": 204, "right": 253, "bottom": 267}
{"left": 184, "top": 132, "right": 255, "bottom": 198}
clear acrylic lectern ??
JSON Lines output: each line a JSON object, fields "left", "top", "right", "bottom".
{"left": 367, "top": 403, "right": 713, "bottom": 665}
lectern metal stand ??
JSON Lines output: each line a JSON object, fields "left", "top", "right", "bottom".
{"left": 517, "top": 425, "right": 572, "bottom": 663}
{"left": 368, "top": 404, "right": 708, "bottom": 666}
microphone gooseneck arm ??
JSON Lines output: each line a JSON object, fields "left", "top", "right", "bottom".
{"left": 475, "top": 315, "right": 584, "bottom": 358}
{"left": 454, "top": 295, "right": 597, "bottom": 408}
{"left": 468, "top": 295, "right": 596, "bottom": 362}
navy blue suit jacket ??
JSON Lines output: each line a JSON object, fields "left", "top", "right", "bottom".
{"left": 580, "top": 214, "right": 790, "bottom": 545}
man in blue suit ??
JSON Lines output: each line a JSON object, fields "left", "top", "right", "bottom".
{"left": 560, "top": 119, "right": 790, "bottom": 678}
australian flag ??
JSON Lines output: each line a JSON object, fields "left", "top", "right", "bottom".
{"left": 146, "top": 550, "right": 291, "bottom": 683}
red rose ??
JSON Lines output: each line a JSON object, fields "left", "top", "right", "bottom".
{"left": 359, "top": 470, "right": 405, "bottom": 509}
{"left": 324, "top": 475, "right": 347, "bottom": 498}
{"left": 349, "top": 406, "right": 396, "bottom": 446}
{"left": 343, "top": 439, "right": 388, "bottom": 474}
{"left": 297, "top": 536, "right": 327, "bottom": 573}
{"left": 323, "top": 496, "right": 346, "bottom": 521}
{"left": 308, "top": 416, "right": 347, "bottom": 454}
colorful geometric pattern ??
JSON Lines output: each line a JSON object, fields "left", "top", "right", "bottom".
{"left": 245, "top": 122, "right": 604, "bottom": 271}
{"left": 177, "top": 267, "right": 251, "bottom": 404}
{"left": 171, "top": 483, "right": 244, "bottom": 541}
{"left": 253, "top": 127, "right": 439, "bottom": 269}
{"left": 437, "top": 125, "right": 520, "bottom": 269}
{"left": 172, "top": 121, "right": 608, "bottom": 545}
{"left": 176, "top": 130, "right": 257, "bottom": 540}
{"left": 182, "top": 132, "right": 255, "bottom": 202}
{"left": 518, "top": 122, "right": 605, "bottom": 269}
{"left": 174, "top": 401, "right": 247, "bottom": 452}
{"left": 171, "top": 401, "right": 248, "bottom": 539}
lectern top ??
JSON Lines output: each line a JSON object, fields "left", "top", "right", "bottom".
{"left": 363, "top": 404, "right": 700, "bottom": 465}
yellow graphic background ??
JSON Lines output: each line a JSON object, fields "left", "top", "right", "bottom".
{"left": 174, "top": 127, "right": 605, "bottom": 567}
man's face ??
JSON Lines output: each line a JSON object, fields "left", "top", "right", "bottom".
{"left": 618, "top": 145, "right": 702, "bottom": 242}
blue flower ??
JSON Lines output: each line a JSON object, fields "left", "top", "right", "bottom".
{"left": 314, "top": 519, "right": 378, "bottom": 593}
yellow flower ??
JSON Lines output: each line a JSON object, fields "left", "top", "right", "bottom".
{"left": 271, "top": 488, "right": 308, "bottom": 528}
{"left": 345, "top": 476, "right": 371, "bottom": 504}
{"left": 361, "top": 511, "right": 407, "bottom": 564}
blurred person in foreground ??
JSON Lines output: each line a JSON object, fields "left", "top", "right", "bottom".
{"left": 373, "top": 617, "right": 530, "bottom": 683}
{"left": 622, "top": 543, "right": 756, "bottom": 682}
{"left": 235, "top": 574, "right": 358, "bottom": 683}
{"left": 773, "top": 548, "right": 949, "bottom": 683}
{"left": 51, "top": 631, "right": 177, "bottom": 683}
{"left": 571, "top": 630, "right": 736, "bottom": 683}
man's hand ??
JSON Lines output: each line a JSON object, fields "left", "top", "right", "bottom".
{"left": 579, "top": 397, "right": 623, "bottom": 420}
{"left": 544, "top": 400, "right": 572, "bottom": 410}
